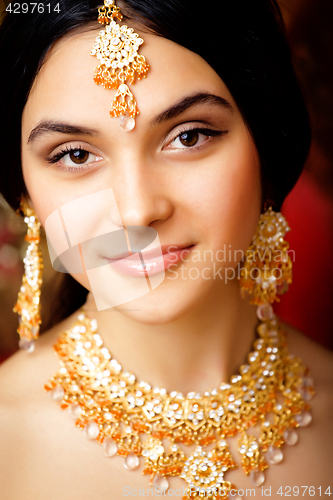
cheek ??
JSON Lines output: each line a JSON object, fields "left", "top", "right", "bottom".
{"left": 21, "top": 152, "right": 61, "bottom": 227}
{"left": 22, "top": 157, "right": 93, "bottom": 230}
{"left": 22, "top": 163, "right": 94, "bottom": 293}
{"left": 191, "top": 132, "right": 261, "bottom": 255}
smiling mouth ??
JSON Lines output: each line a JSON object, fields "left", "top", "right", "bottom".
{"left": 105, "top": 244, "right": 195, "bottom": 262}
{"left": 103, "top": 244, "right": 195, "bottom": 275}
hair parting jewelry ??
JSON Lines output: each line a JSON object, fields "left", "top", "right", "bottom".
{"left": 13, "top": 198, "right": 43, "bottom": 353}
{"left": 90, "top": 0, "right": 150, "bottom": 131}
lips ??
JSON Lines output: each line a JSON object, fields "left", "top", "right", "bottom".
{"left": 106, "top": 244, "right": 194, "bottom": 262}
{"left": 104, "top": 244, "right": 194, "bottom": 277}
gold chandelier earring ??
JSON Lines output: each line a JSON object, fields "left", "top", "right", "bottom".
{"left": 239, "top": 206, "right": 293, "bottom": 318}
{"left": 13, "top": 198, "right": 43, "bottom": 353}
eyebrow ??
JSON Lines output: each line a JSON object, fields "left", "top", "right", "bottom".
{"left": 151, "top": 92, "right": 234, "bottom": 126}
{"left": 27, "top": 92, "right": 233, "bottom": 144}
{"left": 27, "top": 122, "right": 99, "bottom": 144}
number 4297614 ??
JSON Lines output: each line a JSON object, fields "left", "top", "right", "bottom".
{"left": 5, "top": 3, "right": 61, "bottom": 14}
{"left": 277, "top": 486, "right": 331, "bottom": 496}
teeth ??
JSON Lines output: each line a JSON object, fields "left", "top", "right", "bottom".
{"left": 128, "top": 261, "right": 158, "bottom": 271}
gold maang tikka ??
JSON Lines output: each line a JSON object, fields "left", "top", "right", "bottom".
{"left": 90, "top": 0, "right": 149, "bottom": 131}
{"left": 13, "top": 198, "right": 43, "bottom": 353}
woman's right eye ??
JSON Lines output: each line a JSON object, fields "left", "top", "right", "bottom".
{"left": 47, "top": 147, "right": 103, "bottom": 170}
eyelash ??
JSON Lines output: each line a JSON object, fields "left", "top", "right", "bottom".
{"left": 168, "top": 127, "right": 224, "bottom": 150}
{"left": 46, "top": 146, "right": 93, "bottom": 171}
{"left": 46, "top": 127, "right": 225, "bottom": 171}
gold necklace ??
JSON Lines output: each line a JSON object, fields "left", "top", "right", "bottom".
{"left": 45, "top": 311, "right": 314, "bottom": 499}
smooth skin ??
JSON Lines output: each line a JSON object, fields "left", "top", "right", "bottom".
{"left": 0, "top": 26, "right": 332, "bottom": 499}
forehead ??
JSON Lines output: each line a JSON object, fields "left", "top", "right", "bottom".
{"left": 22, "top": 27, "right": 235, "bottom": 131}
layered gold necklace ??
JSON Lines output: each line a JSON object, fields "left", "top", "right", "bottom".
{"left": 45, "top": 311, "right": 314, "bottom": 499}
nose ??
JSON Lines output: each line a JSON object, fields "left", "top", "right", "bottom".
{"left": 110, "top": 158, "right": 173, "bottom": 229}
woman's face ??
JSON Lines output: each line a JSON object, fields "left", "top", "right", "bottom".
{"left": 21, "top": 27, "right": 261, "bottom": 323}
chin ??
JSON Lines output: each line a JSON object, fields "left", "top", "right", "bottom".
{"left": 109, "top": 278, "right": 215, "bottom": 325}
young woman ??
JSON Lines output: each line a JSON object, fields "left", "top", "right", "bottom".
{"left": 0, "top": 1, "right": 332, "bottom": 498}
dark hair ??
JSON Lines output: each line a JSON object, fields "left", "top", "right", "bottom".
{"left": 0, "top": 0, "right": 311, "bottom": 327}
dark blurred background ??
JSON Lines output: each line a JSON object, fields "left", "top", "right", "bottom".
{"left": 274, "top": 0, "right": 333, "bottom": 349}
{"left": 0, "top": 0, "right": 332, "bottom": 362}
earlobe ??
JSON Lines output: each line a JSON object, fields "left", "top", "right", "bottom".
{"left": 17, "top": 194, "right": 36, "bottom": 214}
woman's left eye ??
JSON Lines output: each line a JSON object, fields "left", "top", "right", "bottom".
{"left": 167, "top": 128, "right": 222, "bottom": 150}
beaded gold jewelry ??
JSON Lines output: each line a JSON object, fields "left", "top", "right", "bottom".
{"left": 239, "top": 208, "right": 292, "bottom": 320}
{"left": 90, "top": 0, "right": 149, "bottom": 131}
{"left": 45, "top": 310, "right": 314, "bottom": 499}
{"left": 13, "top": 198, "right": 43, "bottom": 352}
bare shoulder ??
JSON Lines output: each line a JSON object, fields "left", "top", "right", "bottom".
{"left": 0, "top": 311, "right": 79, "bottom": 494}
{"left": 284, "top": 322, "right": 333, "bottom": 394}
{"left": 284, "top": 322, "right": 333, "bottom": 418}
{"left": 0, "top": 310, "right": 79, "bottom": 398}
{"left": 283, "top": 322, "right": 333, "bottom": 481}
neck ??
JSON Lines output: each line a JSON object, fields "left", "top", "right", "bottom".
{"left": 84, "top": 282, "right": 258, "bottom": 396}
